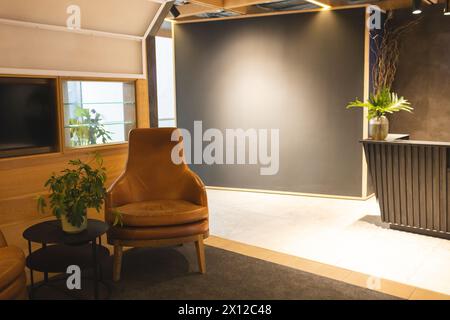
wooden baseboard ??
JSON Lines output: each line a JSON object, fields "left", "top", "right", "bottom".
{"left": 206, "top": 186, "right": 375, "bottom": 201}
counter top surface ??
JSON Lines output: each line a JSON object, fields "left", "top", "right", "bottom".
{"left": 361, "top": 134, "right": 450, "bottom": 147}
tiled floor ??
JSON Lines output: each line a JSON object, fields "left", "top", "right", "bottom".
{"left": 207, "top": 188, "right": 450, "bottom": 296}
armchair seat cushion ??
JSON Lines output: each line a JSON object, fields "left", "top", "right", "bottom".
{"left": 108, "top": 219, "right": 209, "bottom": 241}
{"left": 115, "top": 200, "right": 208, "bottom": 227}
{"left": 0, "top": 246, "right": 25, "bottom": 292}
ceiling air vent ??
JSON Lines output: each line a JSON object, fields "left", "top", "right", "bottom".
{"left": 195, "top": 9, "right": 241, "bottom": 18}
{"left": 256, "top": 0, "right": 320, "bottom": 11}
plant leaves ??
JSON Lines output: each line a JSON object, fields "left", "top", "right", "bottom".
{"left": 39, "top": 155, "right": 108, "bottom": 228}
{"left": 346, "top": 88, "right": 413, "bottom": 120}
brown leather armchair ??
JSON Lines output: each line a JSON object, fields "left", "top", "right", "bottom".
{"left": 0, "top": 230, "right": 28, "bottom": 300}
{"left": 105, "top": 128, "right": 209, "bottom": 281}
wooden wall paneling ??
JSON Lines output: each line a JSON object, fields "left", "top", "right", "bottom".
{"left": 419, "top": 146, "right": 426, "bottom": 228}
{"left": 136, "top": 79, "right": 151, "bottom": 128}
{"left": 364, "top": 141, "right": 450, "bottom": 238}
{"left": 448, "top": 168, "right": 450, "bottom": 232}
{"left": 368, "top": 144, "right": 376, "bottom": 197}
{"left": 374, "top": 144, "right": 385, "bottom": 220}
{"left": 412, "top": 146, "right": 420, "bottom": 228}
{"left": 381, "top": 144, "right": 389, "bottom": 222}
{"left": 425, "top": 147, "right": 433, "bottom": 229}
{"left": 55, "top": 77, "right": 63, "bottom": 152}
{"left": 0, "top": 146, "right": 128, "bottom": 227}
{"left": 0, "top": 76, "right": 153, "bottom": 229}
{"left": 365, "top": 143, "right": 376, "bottom": 200}
{"left": 367, "top": 143, "right": 385, "bottom": 219}
{"left": 432, "top": 147, "right": 440, "bottom": 231}
{"left": 405, "top": 145, "right": 413, "bottom": 226}
{"left": 146, "top": 36, "right": 159, "bottom": 128}
{"left": 363, "top": 143, "right": 374, "bottom": 200}
{"left": 386, "top": 145, "right": 395, "bottom": 223}
{"left": 399, "top": 145, "right": 407, "bottom": 225}
{"left": 439, "top": 147, "right": 447, "bottom": 232}
{"left": 392, "top": 145, "right": 401, "bottom": 224}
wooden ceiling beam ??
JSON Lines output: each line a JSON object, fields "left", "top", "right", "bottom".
{"left": 173, "top": 0, "right": 438, "bottom": 22}
{"left": 223, "top": 0, "right": 271, "bottom": 9}
{"left": 174, "top": 0, "right": 333, "bottom": 20}
{"left": 175, "top": 3, "right": 215, "bottom": 18}
{"left": 189, "top": 0, "right": 224, "bottom": 7}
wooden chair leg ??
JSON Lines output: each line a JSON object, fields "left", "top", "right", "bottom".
{"left": 195, "top": 236, "right": 206, "bottom": 274}
{"left": 113, "top": 244, "right": 123, "bottom": 282}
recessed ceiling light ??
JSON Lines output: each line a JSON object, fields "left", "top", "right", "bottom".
{"left": 412, "top": 0, "right": 422, "bottom": 15}
{"left": 304, "top": 0, "right": 331, "bottom": 10}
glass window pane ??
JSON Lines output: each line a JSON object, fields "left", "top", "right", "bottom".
{"left": 62, "top": 80, "right": 136, "bottom": 148}
{"left": 158, "top": 119, "right": 176, "bottom": 128}
{"left": 156, "top": 36, "right": 176, "bottom": 122}
{"left": 80, "top": 82, "right": 124, "bottom": 103}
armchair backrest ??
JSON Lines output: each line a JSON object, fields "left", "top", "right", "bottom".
{"left": 114, "top": 128, "right": 198, "bottom": 204}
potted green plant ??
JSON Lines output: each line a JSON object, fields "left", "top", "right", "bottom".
{"left": 37, "top": 154, "right": 110, "bottom": 233}
{"left": 347, "top": 88, "right": 413, "bottom": 140}
{"left": 347, "top": 11, "right": 419, "bottom": 140}
{"left": 68, "top": 106, "right": 112, "bottom": 147}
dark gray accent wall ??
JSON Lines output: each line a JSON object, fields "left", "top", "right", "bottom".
{"left": 391, "top": 7, "right": 450, "bottom": 142}
{"left": 174, "top": 9, "right": 367, "bottom": 197}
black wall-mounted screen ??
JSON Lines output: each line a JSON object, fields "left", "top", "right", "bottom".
{"left": 175, "top": 8, "right": 367, "bottom": 197}
{"left": 0, "top": 77, "right": 58, "bottom": 158}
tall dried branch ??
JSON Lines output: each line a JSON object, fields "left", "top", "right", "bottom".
{"left": 371, "top": 11, "right": 422, "bottom": 95}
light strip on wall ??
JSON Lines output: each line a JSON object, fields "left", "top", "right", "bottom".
{"left": 304, "top": 0, "right": 331, "bottom": 10}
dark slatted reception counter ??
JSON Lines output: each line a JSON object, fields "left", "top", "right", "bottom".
{"left": 362, "top": 135, "right": 450, "bottom": 239}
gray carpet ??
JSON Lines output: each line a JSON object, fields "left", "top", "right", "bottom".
{"left": 32, "top": 245, "right": 400, "bottom": 300}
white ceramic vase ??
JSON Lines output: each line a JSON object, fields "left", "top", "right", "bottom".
{"left": 60, "top": 214, "right": 87, "bottom": 234}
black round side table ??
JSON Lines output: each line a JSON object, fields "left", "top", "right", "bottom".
{"left": 23, "top": 219, "right": 110, "bottom": 300}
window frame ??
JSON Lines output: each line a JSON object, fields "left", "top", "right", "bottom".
{"left": 59, "top": 77, "right": 138, "bottom": 152}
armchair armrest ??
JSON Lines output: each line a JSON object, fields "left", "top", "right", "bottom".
{"left": 105, "top": 173, "right": 133, "bottom": 224}
{"left": 0, "top": 230, "right": 7, "bottom": 248}
{"left": 181, "top": 168, "right": 208, "bottom": 207}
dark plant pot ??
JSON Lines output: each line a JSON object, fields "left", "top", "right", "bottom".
{"left": 369, "top": 116, "right": 389, "bottom": 140}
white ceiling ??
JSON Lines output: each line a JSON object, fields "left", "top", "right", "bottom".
{"left": 0, "top": 0, "right": 166, "bottom": 37}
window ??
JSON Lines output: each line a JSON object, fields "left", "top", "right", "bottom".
{"left": 155, "top": 36, "right": 176, "bottom": 127}
{"left": 62, "top": 80, "right": 136, "bottom": 148}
